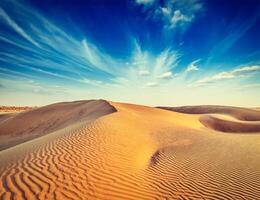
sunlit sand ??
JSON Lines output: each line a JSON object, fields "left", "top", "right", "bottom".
{"left": 0, "top": 100, "right": 260, "bottom": 199}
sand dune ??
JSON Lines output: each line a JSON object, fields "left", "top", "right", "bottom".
{"left": 0, "top": 101, "right": 260, "bottom": 199}
{"left": 0, "top": 100, "right": 116, "bottom": 151}
{"left": 200, "top": 115, "right": 260, "bottom": 133}
{"left": 159, "top": 105, "right": 260, "bottom": 133}
{"left": 158, "top": 105, "right": 260, "bottom": 121}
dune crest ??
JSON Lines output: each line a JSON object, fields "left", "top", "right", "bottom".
{"left": 0, "top": 100, "right": 116, "bottom": 151}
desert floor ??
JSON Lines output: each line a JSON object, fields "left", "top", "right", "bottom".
{"left": 0, "top": 100, "right": 260, "bottom": 199}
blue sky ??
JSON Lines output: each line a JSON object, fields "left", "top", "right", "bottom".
{"left": 0, "top": 0, "right": 260, "bottom": 106}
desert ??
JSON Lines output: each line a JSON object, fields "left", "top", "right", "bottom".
{"left": 1, "top": 100, "right": 260, "bottom": 199}
{"left": 1, "top": 0, "right": 260, "bottom": 199}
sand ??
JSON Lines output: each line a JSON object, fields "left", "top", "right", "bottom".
{"left": 0, "top": 106, "right": 33, "bottom": 113}
{"left": 0, "top": 100, "right": 116, "bottom": 151}
{"left": 0, "top": 101, "right": 260, "bottom": 199}
{"left": 158, "top": 105, "right": 260, "bottom": 121}
{"left": 200, "top": 115, "right": 260, "bottom": 132}
{"left": 159, "top": 105, "right": 260, "bottom": 133}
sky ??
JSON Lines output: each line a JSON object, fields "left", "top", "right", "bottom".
{"left": 0, "top": 0, "right": 259, "bottom": 106}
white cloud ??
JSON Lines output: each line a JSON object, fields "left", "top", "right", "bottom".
{"left": 161, "top": 7, "right": 171, "bottom": 16}
{"left": 145, "top": 82, "right": 159, "bottom": 87}
{"left": 198, "top": 72, "right": 235, "bottom": 84}
{"left": 186, "top": 59, "right": 200, "bottom": 72}
{"left": 158, "top": 71, "right": 173, "bottom": 79}
{"left": 153, "top": 49, "right": 179, "bottom": 75}
{"left": 232, "top": 65, "right": 260, "bottom": 73}
{"left": 135, "top": 0, "right": 203, "bottom": 29}
{"left": 186, "top": 64, "right": 199, "bottom": 72}
{"left": 111, "top": 42, "right": 179, "bottom": 89}
{"left": 82, "top": 39, "right": 114, "bottom": 73}
{"left": 170, "top": 10, "right": 194, "bottom": 28}
{"left": 197, "top": 65, "right": 260, "bottom": 84}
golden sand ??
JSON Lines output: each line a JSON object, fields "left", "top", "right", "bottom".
{"left": 0, "top": 101, "right": 260, "bottom": 199}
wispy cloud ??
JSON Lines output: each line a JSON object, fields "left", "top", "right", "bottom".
{"left": 145, "top": 82, "right": 159, "bottom": 87}
{"left": 198, "top": 72, "right": 235, "bottom": 84}
{"left": 233, "top": 65, "right": 260, "bottom": 73}
{"left": 0, "top": 0, "right": 184, "bottom": 96}
{"left": 170, "top": 10, "right": 194, "bottom": 28}
{"left": 109, "top": 39, "right": 180, "bottom": 88}
{"left": 0, "top": 7, "right": 39, "bottom": 47}
{"left": 186, "top": 59, "right": 200, "bottom": 72}
{"left": 82, "top": 39, "right": 120, "bottom": 74}
{"left": 197, "top": 65, "right": 260, "bottom": 85}
{"left": 0, "top": 0, "right": 123, "bottom": 88}
{"left": 158, "top": 71, "right": 173, "bottom": 79}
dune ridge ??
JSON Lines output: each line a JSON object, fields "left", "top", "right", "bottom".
{"left": 0, "top": 99, "right": 116, "bottom": 151}
{"left": 0, "top": 101, "right": 260, "bottom": 199}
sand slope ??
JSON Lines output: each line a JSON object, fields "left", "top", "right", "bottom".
{"left": 158, "top": 105, "right": 260, "bottom": 121}
{"left": 0, "top": 113, "right": 15, "bottom": 124}
{"left": 200, "top": 115, "right": 260, "bottom": 133}
{"left": 159, "top": 105, "right": 260, "bottom": 133}
{"left": 0, "top": 100, "right": 116, "bottom": 151}
{"left": 0, "top": 101, "right": 260, "bottom": 199}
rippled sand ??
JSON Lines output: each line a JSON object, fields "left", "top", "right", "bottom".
{"left": 1, "top": 101, "right": 260, "bottom": 199}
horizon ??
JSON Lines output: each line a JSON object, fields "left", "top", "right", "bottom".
{"left": 0, "top": 0, "right": 260, "bottom": 107}
{"left": 1, "top": 98, "right": 260, "bottom": 109}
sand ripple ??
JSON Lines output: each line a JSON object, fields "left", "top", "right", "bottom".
{"left": 1, "top": 102, "right": 260, "bottom": 199}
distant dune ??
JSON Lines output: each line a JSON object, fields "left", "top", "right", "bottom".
{"left": 0, "top": 100, "right": 116, "bottom": 151}
{"left": 158, "top": 105, "right": 260, "bottom": 121}
{"left": 200, "top": 115, "right": 260, "bottom": 133}
{"left": 0, "top": 106, "right": 33, "bottom": 113}
{"left": 0, "top": 101, "right": 260, "bottom": 199}
{"left": 158, "top": 105, "right": 260, "bottom": 133}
